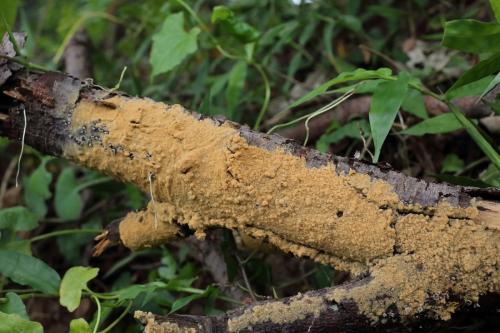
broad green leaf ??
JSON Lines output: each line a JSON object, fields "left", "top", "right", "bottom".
{"left": 446, "top": 53, "right": 500, "bottom": 96}
{"left": 402, "top": 88, "right": 428, "bottom": 119}
{"left": 69, "top": 318, "right": 92, "bottom": 333}
{"left": 442, "top": 19, "right": 500, "bottom": 53}
{"left": 0, "top": 250, "right": 60, "bottom": 294}
{"left": 0, "top": 292, "right": 28, "bottom": 319}
{"left": 369, "top": 74, "right": 409, "bottom": 162}
{"left": 0, "top": 0, "right": 20, "bottom": 38}
{"left": 0, "top": 312, "right": 43, "bottom": 333}
{"left": 401, "top": 113, "right": 462, "bottom": 136}
{"left": 441, "top": 154, "right": 465, "bottom": 173}
{"left": 0, "top": 206, "right": 38, "bottom": 231}
{"left": 490, "top": 0, "right": 500, "bottom": 22}
{"left": 291, "top": 68, "right": 393, "bottom": 108}
{"left": 226, "top": 61, "right": 247, "bottom": 121}
{"left": 60, "top": 267, "right": 99, "bottom": 312}
{"left": 55, "top": 168, "right": 82, "bottom": 220}
{"left": 211, "top": 6, "right": 259, "bottom": 43}
{"left": 150, "top": 13, "right": 200, "bottom": 77}
{"left": 23, "top": 157, "right": 52, "bottom": 217}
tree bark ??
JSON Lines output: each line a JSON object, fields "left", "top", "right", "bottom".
{"left": 1, "top": 38, "right": 499, "bottom": 332}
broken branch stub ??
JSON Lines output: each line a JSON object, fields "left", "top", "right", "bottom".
{"left": 0, "top": 53, "right": 499, "bottom": 331}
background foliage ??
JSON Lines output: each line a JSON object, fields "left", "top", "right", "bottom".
{"left": 0, "top": 0, "right": 499, "bottom": 332}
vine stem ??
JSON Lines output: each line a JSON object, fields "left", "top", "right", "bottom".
{"left": 91, "top": 293, "right": 102, "bottom": 333}
{"left": 99, "top": 301, "right": 132, "bottom": 333}
{"left": 252, "top": 63, "right": 271, "bottom": 130}
{"left": 29, "top": 229, "right": 101, "bottom": 243}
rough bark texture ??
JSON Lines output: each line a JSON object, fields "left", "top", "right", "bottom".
{"left": 1, "top": 37, "right": 499, "bottom": 333}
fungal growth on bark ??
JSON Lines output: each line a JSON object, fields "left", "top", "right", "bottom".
{"left": 1, "top": 36, "right": 499, "bottom": 332}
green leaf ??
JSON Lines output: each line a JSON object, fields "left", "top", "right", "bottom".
{"left": 291, "top": 68, "right": 393, "bottom": 108}
{"left": 0, "top": 137, "right": 8, "bottom": 152}
{"left": 0, "top": 207, "right": 39, "bottom": 231}
{"left": 150, "top": 13, "right": 200, "bottom": 77}
{"left": 0, "top": 0, "right": 20, "bottom": 39}
{"left": 369, "top": 74, "right": 409, "bottom": 162}
{"left": 23, "top": 157, "right": 52, "bottom": 218}
{"left": 69, "top": 318, "right": 92, "bottom": 333}
{"left": 402, "top": 88, "right": 428, "bottom": 119}
{"left": 490, "top": 0, "right": 500, "bottom": 22}
{"left": 316, "top": 119, "right": 370, "bottom": 153}
{"left": 0, "top": 250, "right": 60, "bottom": 294}
{"left": 0, "top": 240, "right": 31, "bottom": 255}
{"left": 226, "top": 61, "right": 247, "bottom": 121}
{"left": 446, "top": 53, "right": 500, "bottom": 96}
{"left": 55, "top": 170, "right": 111, "bottom": 221}
{"left": 441, "top": 154, "right": 465, "bottom": 173}
{"left": 0, "top": 312, "right": 43, "bottom": 333}
{"left": 211, "top": 6, "right": 259, "bottom": 43}
{"left": 479, "top": 72, "right": 500, "bottom": 100}
{"left": 442, "top": 19, "right": 500, "bottom": 53}
{"left": 0, "top": 292, "right": 28, "bottom": 319}
{"left": 114, "top": 281, "right": 166, "bottom": 303}
{"left": 480, "top": 163, "right": 500, "bottom": 186}
{"left": 55, "top": 168, "right": 83, "bottom": 220}
{"left": 447, "top": 103, "right": 500, "bottom": 170}
{"left": 447, "top": 75, "right": 494, "bottom": 101}
{"left": 60, "top": 267, "right": 99, "bottom": 312}
{"left": 401, "top": 113, "right": 463, "bottom": 136}
{"left": 169, "top": 294, "right": 201, "bottom": 313}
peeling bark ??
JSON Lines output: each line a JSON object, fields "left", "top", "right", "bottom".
{"left": 1, "top": 39, "right": 499, "bottom": 332}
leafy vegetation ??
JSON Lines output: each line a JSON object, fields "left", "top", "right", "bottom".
{"left": 0, "top": 0, "right": 499, "bottom": 331}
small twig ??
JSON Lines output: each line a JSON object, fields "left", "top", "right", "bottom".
{"left": 0, "top": 158, "right": 17, "bottom": 209}
{"left": 15, "top": 107, "right": 27, "bottom": 188}
{"left": 148, "top": 171, "right": 158, "bottom": 230}
{"left": 236, "top": 254, "right": 257, "bottom": 302}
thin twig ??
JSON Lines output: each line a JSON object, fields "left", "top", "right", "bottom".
{"left": 0, "top": 158, "right": 17, "bottom": 209}
{"left": 15, "top": 107, "right": 27, "bottom": 188}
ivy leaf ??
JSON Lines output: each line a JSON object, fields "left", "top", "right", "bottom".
{"left": 211, "top": 6, "right": 260, "bottom": 43}
{"left": 69, "top": 318, "right": 92, "bottom": 333}
{"left": 0, "top": 312, "right": 43, "bottom": 333}
{"left": 442, "top": 19, "right": 500, "bottom": 54}
{"left": 400, "top": 113, "right": 463, "bottom": 136}
{"left": 0, "top": 206, "right": 39, "bottom": 231}
{"left": 0, "top": 292, "right": 28, "bottom": 319}
{"left": 369, "top": 74, "right": 409, "bottom": 162}
{"left": 150, "top": 12, "right": 200, "bottom": 77}
{"left": 60, "top": 267, "right": 99, "bottom": 312}
{"left": 0, "top": 250, "right": 61, "bottom": 294}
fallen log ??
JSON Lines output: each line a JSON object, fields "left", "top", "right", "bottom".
{"left": 1, "top": 36, "right": 499, "bottom": 332}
